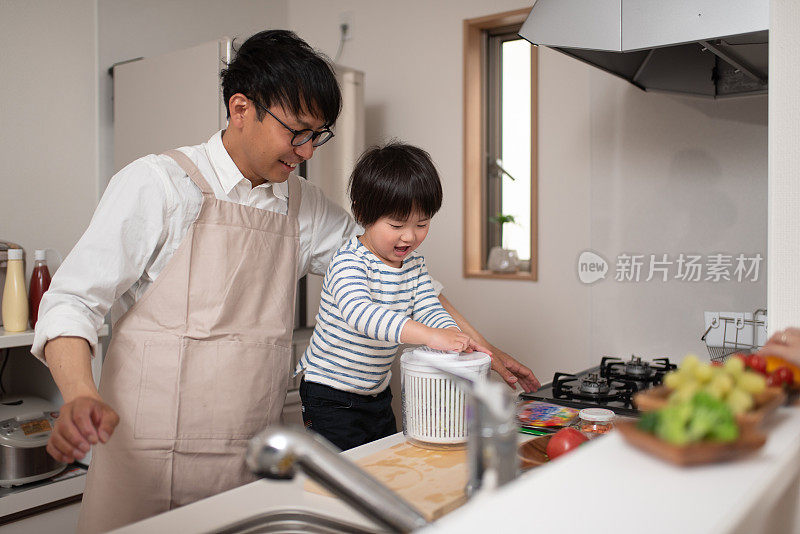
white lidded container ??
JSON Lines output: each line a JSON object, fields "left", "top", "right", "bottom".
{"left": 400, "top": 347, "right": 491, "bottom": 449}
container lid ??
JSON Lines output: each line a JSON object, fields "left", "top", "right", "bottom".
{"left": 401, "top": 346, "right": 491, "bottom": 369}
{"left": 579, "top": 408, "right": 615, "bottom": 422}
{"left": 6, "top": 248, "right": 23, "bottom": 260}
{"left": 34, "top": 249, "right": 47, "bottom": 261}
{"left": 0, "top": 396, "right": 59, "bottom": 448}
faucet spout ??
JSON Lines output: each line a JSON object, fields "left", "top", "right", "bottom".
{"left": 247, "top": 427, "right": 428, "bottom": 533}
{"left": 419, "top": 363, "right": 520, "bottom": 496}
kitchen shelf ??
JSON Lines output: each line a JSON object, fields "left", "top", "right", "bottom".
{"left": 0, "top": 465, "right": 86, "bottom": 523}
{"left": 0, "top": 325, "right": 109, "bottom": 350}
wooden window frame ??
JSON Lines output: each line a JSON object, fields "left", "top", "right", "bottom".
{"left": 463, "top": 8, "right": 538, "bottom": 281}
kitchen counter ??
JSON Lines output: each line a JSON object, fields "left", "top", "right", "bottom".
{"left": 426, "top": 406, "right": 800, "bottom": 534}
{"left": 114, "top": 406, "right": 800, "bottom": 534}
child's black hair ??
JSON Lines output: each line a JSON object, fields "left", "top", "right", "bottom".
{"left": 220, "top": 30, "right": 341, "bottom": 127}
{"left": 349, "top": 142, "right": 443, "bottom": 227}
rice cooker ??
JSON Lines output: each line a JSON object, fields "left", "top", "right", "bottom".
{"left": 0, "top": 396, "right": 66, "bottom": 487}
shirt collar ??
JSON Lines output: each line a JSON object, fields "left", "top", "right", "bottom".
{"left": 205, "top": 130, "right": 289, "bottom": 200}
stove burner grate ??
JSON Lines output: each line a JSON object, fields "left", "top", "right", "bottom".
{"left": 600, "top": 355, "right": 677, "bottom": 387}
{"left": 552, "top": 372, "right": 638, "bottom": 405}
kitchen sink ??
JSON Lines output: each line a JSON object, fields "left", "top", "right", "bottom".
{"left": 212, "top": 509, "right": 380, "bottom": 534}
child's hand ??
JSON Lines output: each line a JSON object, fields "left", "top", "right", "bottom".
{"left": 426, "top": 327, "right": 474, "bottom": 353}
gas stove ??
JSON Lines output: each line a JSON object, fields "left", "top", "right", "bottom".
{"left": 600, "top": 355, "right": 676, "bottom": 390}
{"left": 521, "top": 355, "right": 677, "bottom": 417}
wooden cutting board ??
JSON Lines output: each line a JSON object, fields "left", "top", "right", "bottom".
{"left": 305, "top": 441, "right": 468, "bottom": 521}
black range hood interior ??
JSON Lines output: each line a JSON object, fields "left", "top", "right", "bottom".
{"left": 519, "top": 1, "right": 768, "bottom": 98}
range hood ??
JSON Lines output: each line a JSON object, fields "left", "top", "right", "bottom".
{"left": 519, "top": 0, "right": 768, "bottom": 98}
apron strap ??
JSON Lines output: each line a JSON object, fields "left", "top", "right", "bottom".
{"left": 286, "top": 174, "right": 301, "bottom": 218}
{"left": 162, "top": 149, "right": 215, "bottom": 197}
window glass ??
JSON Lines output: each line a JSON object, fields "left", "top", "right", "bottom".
{"left": 500, "top": 38, "right": 532, "bottom": 260}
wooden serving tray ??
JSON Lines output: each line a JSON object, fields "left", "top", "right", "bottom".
{"left": 517, "top": 435, "right": 551, "bottom": 470}
{"left": 634, "top": 386, "right": 785, "bottom": 427}
{"left": 616, "top": 421, "right": 766, "bottom": 466}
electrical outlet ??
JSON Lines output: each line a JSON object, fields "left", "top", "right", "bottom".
{"left": 339, "top": 11, "right": 353, "bottom": 41}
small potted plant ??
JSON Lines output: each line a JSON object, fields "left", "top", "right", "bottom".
{"left": 487, "top": 213, "right": 519, "bottom": 273}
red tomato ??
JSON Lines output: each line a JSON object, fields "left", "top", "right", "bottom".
{"left": 775, "top": 366, "right": 794, "bottom": 386}
{"left": 767, "top": 372, "right": 784, "bottom": 387}
{"left": 746, "top": 354, "right": 767, "bottom": 375}
{"left": 546, "top": 428, "right": 588, "bottom": 460}
{"left": 711, "top": 361, "right": 723, "bottom": 367}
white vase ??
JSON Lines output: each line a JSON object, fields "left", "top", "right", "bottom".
{"left": 487, "top": 247, "right": 519, "bottom": 273}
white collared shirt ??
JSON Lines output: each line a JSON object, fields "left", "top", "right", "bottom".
{"left": 32, "top": 131, "right": 359, "bottom": 359}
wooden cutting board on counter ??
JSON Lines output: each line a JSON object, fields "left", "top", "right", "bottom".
{"left": 305, "top": 441, "right": 468, "bottom": 521}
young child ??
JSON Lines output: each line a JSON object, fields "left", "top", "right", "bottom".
{"left": 295, "top": 142, "right": 486, "bottom": 451}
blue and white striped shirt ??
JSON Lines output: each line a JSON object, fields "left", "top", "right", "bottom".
{"left": 295, "top": 236, "right": 458, "bottom": 393}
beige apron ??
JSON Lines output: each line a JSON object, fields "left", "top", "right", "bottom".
{"left": 77, "top": 149, "right": 300, "bottom": 533}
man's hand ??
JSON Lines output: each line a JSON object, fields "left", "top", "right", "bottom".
{"left": 758, "top": 327, "right": 800, "bottom": 365}
{"left": 46, "top": 396, "right": 119, "bottom": 464}
{"left": 437, "top": 294, "right": 540, "bottom": 393}
{"left": 491, "top": 348, "right": 541, "bottom": 393}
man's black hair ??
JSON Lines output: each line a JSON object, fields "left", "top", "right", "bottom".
{"left": 220, "top": 30, "right": 341, "bottom": 127}
{"left": 349, "top": 142, "right": 443, "bottom": 227}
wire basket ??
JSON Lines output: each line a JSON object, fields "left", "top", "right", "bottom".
{"left": 701, "top": 309, "right": 767, "bottom": 363}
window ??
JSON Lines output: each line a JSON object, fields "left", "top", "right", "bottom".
{"left": 463, "top": 9, "right": 537, "bottom": 280}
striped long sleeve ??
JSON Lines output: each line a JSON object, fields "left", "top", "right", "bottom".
{"left": 327, "top": 252, "right": 410, "bottom": 343}
{"left": 295, "top": 237, "right": 458, "bottom": 394}
{"left": 411, "top": 259, "right": 457, "bottom": 329}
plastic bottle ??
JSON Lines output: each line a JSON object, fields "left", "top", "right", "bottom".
{"left": 2, "top": 249, "right": 29, "bottom": 332}
{"left": 29, "top": 250, "right": 52, "bottom": 330}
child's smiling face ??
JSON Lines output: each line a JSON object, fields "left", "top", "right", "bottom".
{"left": 359, "top": 210, "right": 431, "bottom": 268}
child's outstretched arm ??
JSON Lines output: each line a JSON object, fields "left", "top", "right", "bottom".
{"left": 398, "top": 320, "right": 484, "bottom": 353}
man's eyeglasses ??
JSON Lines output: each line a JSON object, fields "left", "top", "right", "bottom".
{"left": 250, "top": 99, "right": 334, "bottom": 147}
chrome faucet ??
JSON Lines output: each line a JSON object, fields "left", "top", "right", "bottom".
{"left": 426, "top": 366, "right": 519, "bottom": 496}
{"left": 463, "top": 379, "right": 519, "bottom": 495}
{"left": 246, "top": 427, "right": 428, "bottom": 533}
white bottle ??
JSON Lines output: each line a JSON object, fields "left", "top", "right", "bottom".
{"left": 2, "top": 249, "right": 29, "bottom": 332}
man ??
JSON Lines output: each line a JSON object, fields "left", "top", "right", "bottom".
{"left": 33, "top": 30, "right": 538, "bottom": 533}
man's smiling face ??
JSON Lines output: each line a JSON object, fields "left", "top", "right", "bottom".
{"left": 240, "top": 99, "right": 326, "bottom": 185}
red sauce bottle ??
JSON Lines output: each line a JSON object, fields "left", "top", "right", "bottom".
{"left": 29, "top": 249, "right": 52, "bottom": 329}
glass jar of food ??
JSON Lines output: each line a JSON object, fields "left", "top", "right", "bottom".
{"left": 576, "top": 408, "right": 615, "bottom": 438}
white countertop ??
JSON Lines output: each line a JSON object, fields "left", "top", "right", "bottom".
{"left": 112, "top": 406, "right": 800, "bottom": 534}
{"left": 426, "top": 407, "right": 800, "bottom": 534}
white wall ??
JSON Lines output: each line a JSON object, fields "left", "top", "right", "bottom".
{"left": 589, "top": 76, "right": 767, "bottom": 362}
{"left": 287, "top": 1, "right": 768, "bottom": 382}
{"left": 1, "top": 0, "right": 99, "bottom": 267}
